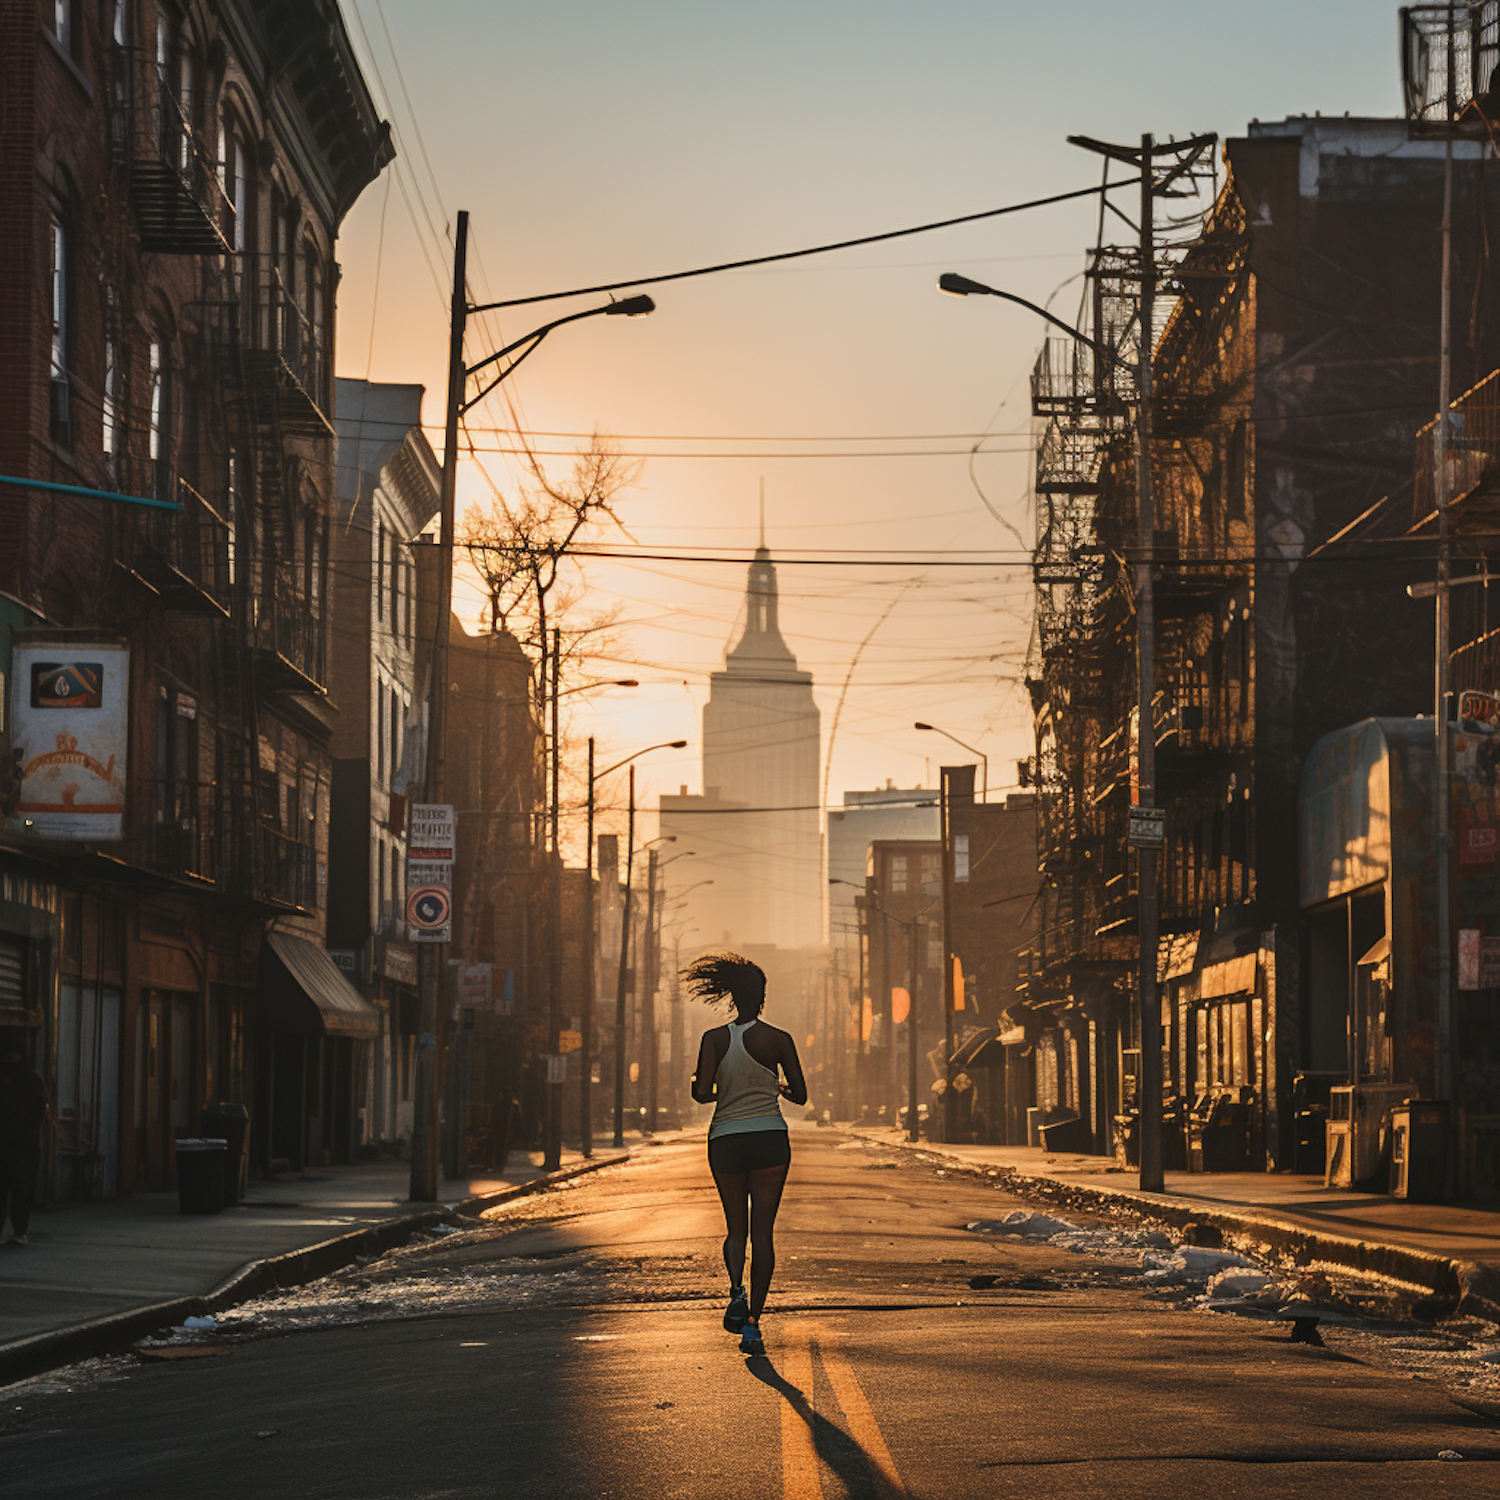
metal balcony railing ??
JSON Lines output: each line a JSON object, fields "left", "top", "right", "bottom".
{"left": 1402, "top": 3, "right": 1500, "bottom": 129}
{"left": 255, "top": 825, "right": 318, "bottom": 911}
{"left": 133, "top": 778, "right": 219, "bottom": 881}
{"left": 110, "top": 52, "right": 232, "bottom": 253}
{"left": 210, "top": 256, "right": 330, "bottom": 435}
{"left": 1414, "top": 367, "right": 1500, "bottom": 524}
{"left": 249, "top": 570, "right": 326, "bottom": 694}
{"left": 131, "top": 484, "right": 232, "bottom": 615}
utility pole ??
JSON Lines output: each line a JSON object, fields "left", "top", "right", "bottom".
{"left": 907, "top": 916, "right": 921, "bottom": 1143}
{"left": 410, "top": 209, "right": 466, "bottom": 1203}
{"left": 939, "top": 766, "right": 958, "bottom": 1143}
{"left": 1434, "top": 126, "right": 1455, "bottom": 1104}
{"left": 1133, "top": 133, "right": 1165, "bottom": 1195}
{"left": 643, "top": 846, "right": 659, "bottom": 1133}
{"left": 612, "top": 765, "right": 636, "bottom": 1148}
{"left": 581, "top": 736, "right": 595, "bottom": 1156}
{"left": 882, "top": 904, "right": 894, "bottom": 1115}
{"left": 669, "top": 935, "right": 684, "bottom": 1123}
{"left": 544, "top": 626, "right": 563, "bottom": 1170}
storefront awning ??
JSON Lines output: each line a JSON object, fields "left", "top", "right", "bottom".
{"left": 1198, "top": 951, "right": 1257, "bottom": 1000}
{"left": 263, "top": 931, "right": 381, "bottom": 1039}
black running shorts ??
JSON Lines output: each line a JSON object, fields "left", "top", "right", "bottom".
{"left": 707, "top": 1128, "right": 792, "bottom": 1174}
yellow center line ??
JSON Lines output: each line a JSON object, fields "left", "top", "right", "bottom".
{"left": 779, "top": 1322, "right": 823, "bottom": 1500}
{"left": 816, "top": 1332, "right": 907, "bottom": 1497}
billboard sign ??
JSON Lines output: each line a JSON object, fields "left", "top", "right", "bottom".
{"left": 11, "top": 638, "right": 129, "bottom": 840}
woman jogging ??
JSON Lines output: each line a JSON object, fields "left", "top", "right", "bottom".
{"left": 687, "top": 952, "right": 807, "bottom": 1356}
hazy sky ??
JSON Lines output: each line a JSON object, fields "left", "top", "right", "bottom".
{"left": 333, "top": 0, "right": 1403, "bottom": 833}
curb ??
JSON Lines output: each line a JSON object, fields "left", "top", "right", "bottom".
{"left": 849, "top": 1130, "right": 1489, "bottom": 1315}
{"left": 0, "top": 1151, "right": 630, "bottom": 1390}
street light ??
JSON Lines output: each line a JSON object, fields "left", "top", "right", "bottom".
{"left": 938, "top": 273, "right": 1134, "bottom": 373}
{"left": 581, "top": 739, "right": 689, "bottom": 1152}
{"left": 914, "top": 722, "right": 988, "bottom": 802}
{"left": 412, "top": 209, "right": 654, "bottom": 1202}
{"left": 464, "top": 296, "right": 655, "bottom": 410}
{"left": 832, "top": 877, "right": 935, "bottom": 1143}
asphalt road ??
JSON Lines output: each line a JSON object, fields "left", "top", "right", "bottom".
{"left": 4, "top": 1129, "right": 1499, "bottom": 1499}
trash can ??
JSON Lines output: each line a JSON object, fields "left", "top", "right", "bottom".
{"left": 201, "top": 1103, "right": 250, "bottom": 1206}
{"left": 175, "top": 1138, "right": 228, "bottom": 1215}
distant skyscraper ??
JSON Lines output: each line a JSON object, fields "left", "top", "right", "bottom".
{"left": 660, "top": 537, "right": 822, "bottom": 952}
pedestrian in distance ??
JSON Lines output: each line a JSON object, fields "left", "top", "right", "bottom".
{"left": 687, "top": 952, "right": 807, "bottom": 1356}
{"left": 0, "top": 1028, "right": 48, "bottom": 1247}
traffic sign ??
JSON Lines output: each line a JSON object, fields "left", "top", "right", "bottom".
{"left": 408, "top": 803, "right": 455, "bottom": 861}
{"left": 407, "top": 869, "right": 452, "bottom": 942}
{"left": 1128, "top": 805, "right": 1166, "bottom": 849}
{"left": 406, "top": 803, "right": 454, "bottom": 943}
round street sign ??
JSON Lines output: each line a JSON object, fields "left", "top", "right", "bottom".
{"left": 408, "top": 885, "right": 452, "bottom": 931}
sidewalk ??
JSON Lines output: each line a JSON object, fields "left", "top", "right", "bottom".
{"left": 0, "top": 1146, "right": 616, "bottom": 1349}
{"left": 851, "top": 1128, "right": 1500, "bottom": 1295}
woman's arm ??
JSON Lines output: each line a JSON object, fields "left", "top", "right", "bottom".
{"left": 778, "top": 1031, "right": 809, "bottom": 1107}
{"left": 691, "top": 1031, "right": 719, "bottom": 1105}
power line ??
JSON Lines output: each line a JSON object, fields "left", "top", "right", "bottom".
{"left": 469, "top": 179, "right": 1140, "bottom": 312}
{"left": 448, "top": 445, "right": 1032, "bottom": 460}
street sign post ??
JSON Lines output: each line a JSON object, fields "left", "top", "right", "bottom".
{"left": 407, "top": 802, "right": 454, "bottom": 942}
{"left": 1128, "top": 805, "right": 1165, "bottom": 849}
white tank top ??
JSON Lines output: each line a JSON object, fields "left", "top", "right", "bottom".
{"left": 708, "top": 1020, "right": 787, "bottom": 1139}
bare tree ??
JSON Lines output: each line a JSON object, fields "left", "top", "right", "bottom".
{"left": 460, "top": 435, "right": 641, "bottom": 860}
{"left": 462, "top": 435, "right": 640, "bottom": 685}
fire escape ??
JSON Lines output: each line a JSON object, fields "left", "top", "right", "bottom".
{"left": 105, "top": 47, "right": 236, "bottom": 889}
{"left": 200, "top": 256, "right": 332, "bottom": 915}
{"left": 1024, "top": 251, "right": 1139, "bottom": 1001}
{"left": 1024, "top": 167, "right": 1242, "bottom": 999}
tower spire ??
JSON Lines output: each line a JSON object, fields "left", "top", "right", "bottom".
{"left": 758, "top": 477, "right": 766, "bottom": 553}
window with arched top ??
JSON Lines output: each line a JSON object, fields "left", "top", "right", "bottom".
{"left": 218, "top": 110, "right": 253, "bottom": 254}
{"left": 148, "top": 335, "right": 173, "bottom": 503}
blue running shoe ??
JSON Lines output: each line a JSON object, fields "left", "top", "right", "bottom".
{"left": 739, "top": 1320, "right": 765, "bottom": 1356}
{"left": 723, "top": 1287, "right": 749, "bottom": 1333}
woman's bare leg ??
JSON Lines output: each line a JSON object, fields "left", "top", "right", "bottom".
{"left": 710, "top": 1164, "right": 750, "bottom": 1289}
{"left": 746, "top": 1163, "right": 789, "bottom": 1320}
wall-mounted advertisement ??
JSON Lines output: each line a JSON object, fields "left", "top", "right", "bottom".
{"left": 11, "top": 637, "right": 130, "bottom": 840}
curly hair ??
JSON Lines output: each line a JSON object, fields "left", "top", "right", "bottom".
{"left": 680, "top": 951, "right": 766, "bottom": 1016}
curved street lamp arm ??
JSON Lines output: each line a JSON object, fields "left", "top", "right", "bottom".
{"left": 465, "top": 305, "right": 602, "bottom": 382}
{"left": 938, "top": 273, "right": 1137, "bottom": 374}
{"left": 594, "top": 739, "right": 689, "bottom": 784}
{"left": 462, "top": 296, "right": 654, "bottom": 413}
{"left": 462, "top": 331, "right": 551, "bottom": 411}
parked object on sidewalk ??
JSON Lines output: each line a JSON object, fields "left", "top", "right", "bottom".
{"left": 1326, "top": 1083, "right": 1411, "bottom": 1188}
{"left": 1291, "top": 1072, "right": 1340, "bottom": 1175}
{"left": 175, "top": 1139, "right": 228, "bottom": 1215}
{"left": 0, "top": 1028, "right": 48, "bottom": 1244}
{"left": 1187, "top": 1087, "right": 1254, "bottom": 1173}
{"left": 1037, "top": 1113, "right": 1089, "bottom": 1154}
{"left": 201, "top": 1104, "right": 250, "bottom": 1206}
{"left": 1389, "top": 1101, "right": 1451, "bottom": 1202}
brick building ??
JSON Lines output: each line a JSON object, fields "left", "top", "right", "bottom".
{"left": 1025, "top": 116, "right": 1500, "bottom": 1169}
{"left": 0, "top": 0, "right": 390, "bottom": 1192}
